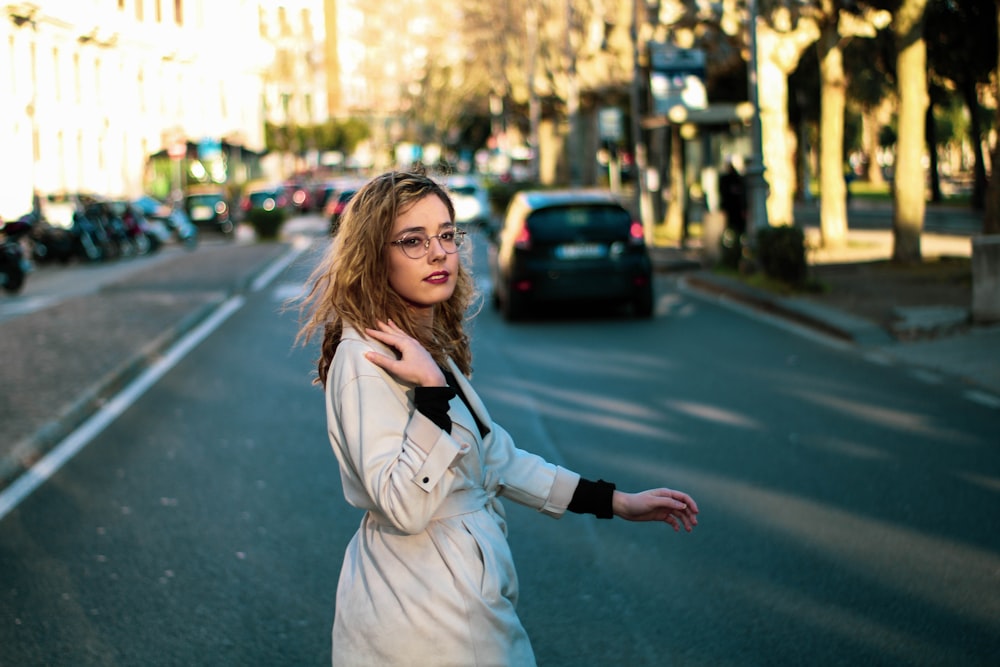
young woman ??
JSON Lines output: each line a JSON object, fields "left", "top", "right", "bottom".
{"left": 297, "top": 170, "right": 699, "bottom": 666}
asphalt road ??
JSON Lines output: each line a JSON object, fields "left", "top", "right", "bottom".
{"left": 1, "top": 224, "right": 997, "bottom": 665}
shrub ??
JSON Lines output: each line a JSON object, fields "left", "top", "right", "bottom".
{"left": 247, "top": 208, "right": 288, "bottom": 241}
{"left": 755, "top": 225, "right": 807, "bottom": 286}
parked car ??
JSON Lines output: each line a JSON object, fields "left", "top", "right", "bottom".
{"left": 445, "top": 174, "right": 491, "bottom": 229}
{"left": 323, "top": 182, "right": 362, "bottom": 235}
{"left": 283, "top": 180, "right": 315, "bottom": 213}
{"left": 240, "top": 183, "right": 289, "bottom": 217}
{"left": 183, "top": 187, "right": 234, "bottom": 235}
{"left": 488, "top": 189, "right": 653, "bottom": 321}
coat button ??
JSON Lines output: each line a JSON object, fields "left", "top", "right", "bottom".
{"left": 423, "top": 477, "right": 430, "bottom": 483}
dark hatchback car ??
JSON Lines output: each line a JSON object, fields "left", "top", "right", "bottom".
{"left": 489, "top": 189, "right": 653, "bottom": 321}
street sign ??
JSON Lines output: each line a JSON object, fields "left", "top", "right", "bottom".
{"left": 649, "top": 43, "right": 707, "bottom": 115}
{"left": 598, "top": 108, "right": 623, "bottom": 142}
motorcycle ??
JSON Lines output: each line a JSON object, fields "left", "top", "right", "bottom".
{"left": 1, "top": 216, "right": 32, "bottom": 294}
{"left": 133, "top": 195, "right": 198, "bottom": 249}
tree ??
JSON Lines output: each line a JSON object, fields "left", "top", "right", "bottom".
{"left": 984, "top": 0, "right": 1000, "bottom": 235}
{"left": 755, "top": 4, "right": 820, "bottom": 226}
{"left": 925, "top": 0, "right": 998, "bottom": 211}
{"left": 813, "top": 2, "right": 889, "bottom": 249}
{"left": 890, "top": 0, "right": 930, "bottom": 263}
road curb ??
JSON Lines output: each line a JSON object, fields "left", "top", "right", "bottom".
{"left": 682, "top": 272, "right": 895, "bottom": 345}
{"left": 0, "top": 243, "right": 297, "bottom": 493}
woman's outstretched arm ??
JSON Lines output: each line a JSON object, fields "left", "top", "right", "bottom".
{"left": 612, "top": 488, "right": 700, "bottom": 532}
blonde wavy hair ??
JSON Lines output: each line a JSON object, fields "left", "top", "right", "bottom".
{"left": 296, "top": 170, "right": 477, "bottom": 387}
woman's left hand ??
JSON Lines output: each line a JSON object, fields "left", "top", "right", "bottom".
{"left": 364, "top": 319, "right": 447, "bottom": 387}
{"left": 612, "top": 488, "right": 699, "bottom": 532}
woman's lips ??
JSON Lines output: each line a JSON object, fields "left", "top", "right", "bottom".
{"left": 424, "top": 271, "right": 450, "bottom": 284}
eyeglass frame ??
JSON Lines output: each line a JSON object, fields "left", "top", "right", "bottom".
{"left": 389, "top": 228, "right": 467, "bottom": 259}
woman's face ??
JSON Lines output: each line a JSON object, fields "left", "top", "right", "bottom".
{"left": 386, "top": 194, "right": 459, "bottom": 323}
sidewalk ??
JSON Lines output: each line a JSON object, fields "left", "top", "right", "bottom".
{"left": 0, "top": 240, "right": 293, "bottom": 490}
{"left": 651, "top": 223, "right": 1000, "bottom": 400}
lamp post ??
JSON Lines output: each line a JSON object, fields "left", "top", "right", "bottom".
{"left": 745, "top": 0, "right": 769, "bottom": 238}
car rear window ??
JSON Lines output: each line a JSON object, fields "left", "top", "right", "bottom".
{"left": 248, "top": 191, "right": 277, "bottom": 206}
{"left": 187, "top": 194, "right": 223, "bottom": 206}
{"left": 526, "top": 204, "right": 631, "bottom": 241}
{"left": 450, "top": 186, "right": 478, "bottom": 196}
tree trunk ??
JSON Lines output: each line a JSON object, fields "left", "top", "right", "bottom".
{"left": 926, "top": 101, "right": 941, "bottom": 203}
{"left": 985, "top": 0, "right": 1000, "bottom": 234}
{"left": 862, "top": 104, "right": 887, "bottom": 186}
{"left": 891, "top": 0, "right": 929, "bottom": 264}
{"left": 818, "top": 21, "right": 848, "bottom": 248}
{"left": 664, "top": 124, "right": 686, "bottom": 240}
{"left": 961, "top": 79, "right": 987, "bottom": 211}
{"left": 756, "top": 18, "right": 820, "bottom": 227}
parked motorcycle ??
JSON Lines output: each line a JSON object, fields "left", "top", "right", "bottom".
{"left": 1, "top": 216, "right": 32, "bottom": 294}
{"left": 133, "top": 195, "right": 198, "bottom": 249}
{"left": 106, "top": 199, "right": 165, "bottom": 255}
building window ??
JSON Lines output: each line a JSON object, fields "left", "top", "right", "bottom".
{"left": 118, "top": 0, "right": 125, "bottom": 10}
{"left": 156, "top": 0, "right": 162, "bottom": 22}
{"left": 136, "top": 0, "right": 143, "bottom": 21}
{"left": 174, "top": 0, "right": 183, "bottom": 25}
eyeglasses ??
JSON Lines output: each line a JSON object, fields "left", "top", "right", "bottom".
{"left": 390, "top": 229, "right": 467, "bottom": 259}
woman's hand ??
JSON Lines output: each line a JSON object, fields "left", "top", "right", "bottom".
{"left": 612, "top": 488, "right": 699, "bottom": 532}
{"left": 364, "top": 319, "right": 447, "bottom": 387}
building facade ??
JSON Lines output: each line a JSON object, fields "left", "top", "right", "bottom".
{"left": 0, "top": 0, "right": 272, "bottom": 218}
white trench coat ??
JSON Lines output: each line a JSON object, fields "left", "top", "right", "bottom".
{"left": 325, "top": 327, "right": 580, "bottom": 666}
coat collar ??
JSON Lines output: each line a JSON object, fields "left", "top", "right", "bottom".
{"left": 341, "top": 325, "right": 492, "bottom": 437}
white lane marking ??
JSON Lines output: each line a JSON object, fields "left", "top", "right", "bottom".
{"left": 250, "top": 235, "right": 311, "bottom": 292}
{"left": 0, "top": 296, "right": 246, "bottom": 522}
{"left": 964, "top": 390, "right": 1000, "bottom": 410}
{"left": 0, "top": 240, "right": 308, "bottom": 520}
{"left": 0, "top": 243, "right": 309, "bottom": 520}
{"left": 0, "top": 296, "right": 246, "bottom": 520}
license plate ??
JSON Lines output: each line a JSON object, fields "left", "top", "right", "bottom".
{"left": 191, "top": 205, "right": 213, "bottom": 220}
{"left": 555, "top": 243, "right": 606, "bottom": 259}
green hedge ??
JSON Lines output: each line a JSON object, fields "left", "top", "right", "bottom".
{"left": 756, "top": 225, "right": 807, "bottom": 286}
{"left": 247, "top": 208, "right": 288, "bottom": 241}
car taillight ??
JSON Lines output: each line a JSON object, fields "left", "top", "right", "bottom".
{"left": 514, "top": 223, "right": 531, "bottom": 250}
{"left": 629, "top": 221, "right": 645, "bottom": 245}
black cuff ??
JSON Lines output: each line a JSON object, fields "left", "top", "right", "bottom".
{"left": 414, "top": 386, "right": 456, "bottom": 433}
{"left": 567, "top": 478, "right": 616, "bottom": 519}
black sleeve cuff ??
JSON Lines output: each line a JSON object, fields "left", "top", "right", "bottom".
{"left": 567, "top": 478, "right": 616, "bottom": 519}
{"left": 414, "top": 386, "right": 456, "bottom": 433}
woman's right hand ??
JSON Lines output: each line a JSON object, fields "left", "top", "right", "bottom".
{"left": 364, "top": 319, "right": 447, "bottom": 387}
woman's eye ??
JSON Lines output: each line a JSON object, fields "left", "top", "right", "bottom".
{"left": 401, "top": 236, "right": 423, "bottom": 247}
{"left": 440, "top": 231, "right": 455, "bottom": 241}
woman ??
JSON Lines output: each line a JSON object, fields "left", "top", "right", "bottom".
{"left": 297, "top": 170, "right": 699, "bottom": 666}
